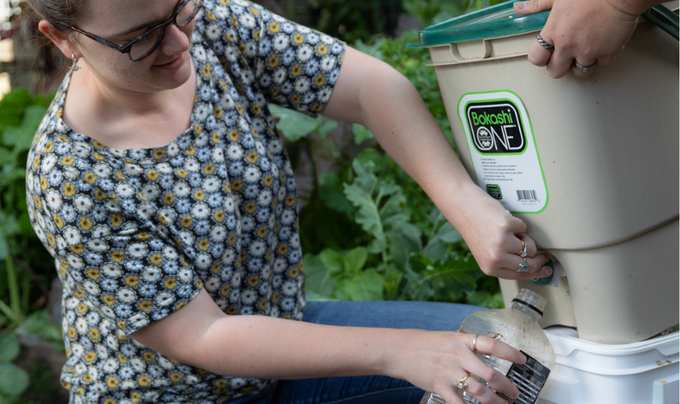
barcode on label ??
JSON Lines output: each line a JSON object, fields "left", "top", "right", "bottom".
{"left": 516, "top": 190, "right": 538, "bottom": 202}
{"left": 497, "top": 351, "right": 551, "bottom": 404}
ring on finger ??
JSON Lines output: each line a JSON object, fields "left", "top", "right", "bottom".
{"left": 471, "top": 334, "right": 479, "bottom": 354}
{"left": 515, "top": 239, "right": 525, "bottom": 256}
{"left": 536, "top": 33, "right": 555, "bottom": 52}
{"left": 573, "top": 60, "right": 595, "bottom": 73}
{"left": 456, "top": 374, "right": 471, "bottom": 390}
{"left": 519, "top": 240, "right": 528, "bottom": 258}
{"left": 517, "top": 257, "right": 530, "bottom": 272}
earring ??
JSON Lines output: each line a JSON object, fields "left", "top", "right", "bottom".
{"left": 71, "top": 53, "right": 81, "bottom": 72}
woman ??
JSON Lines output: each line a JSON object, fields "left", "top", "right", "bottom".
{"left": 25, "top": 0, "right": 552, "bottom": 403}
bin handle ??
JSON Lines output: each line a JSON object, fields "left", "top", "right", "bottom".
{"left": 642, "top": 4, "right": 679, "bottom": 40}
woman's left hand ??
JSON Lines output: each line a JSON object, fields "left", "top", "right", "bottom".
{"left": 447, "top": 183, "right": 552, "bottom": 280}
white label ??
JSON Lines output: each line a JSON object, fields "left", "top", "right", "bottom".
{"left": 458, "top": 91, "right": 548, "bottom": 213}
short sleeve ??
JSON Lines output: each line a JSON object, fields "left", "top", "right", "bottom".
{"left": 195, "top": 0, "right": 346, "bottom": 117}
{"left": 27, "top": 137, "right": 204, "bottom": 335}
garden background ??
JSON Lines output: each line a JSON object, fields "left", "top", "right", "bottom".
{"left": 0, "top": 0, "right": 506, "bottom": 401}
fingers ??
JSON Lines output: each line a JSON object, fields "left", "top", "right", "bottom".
{"left": 464, "top": 377, "right": 513, "bottom": 404}
{"left": 513, "top": 0, "right": 555, "bottom": 15}
{"left": 527, "top": 37, "right": 552, "bottom": 67}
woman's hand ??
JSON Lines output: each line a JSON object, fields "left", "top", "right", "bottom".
{"left": 448, "top": 183, "right": 552, "bottom": 280}
{"left": 514, "top": 0, "right": 643, "bottom": 78}
{"left": 387, "top": 331, "right": 525, "bottom": 404}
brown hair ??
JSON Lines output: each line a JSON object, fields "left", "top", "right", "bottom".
{"left": 23, "top": 0, "right": 85, "bottom": 34}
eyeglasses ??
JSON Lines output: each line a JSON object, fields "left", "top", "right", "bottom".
{"left": 71, "top": 0, "right": 203, "bottom": 62}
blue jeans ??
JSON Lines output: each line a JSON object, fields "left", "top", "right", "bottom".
{"left": 228, "top": 300, "right": 485, "bottom": 404}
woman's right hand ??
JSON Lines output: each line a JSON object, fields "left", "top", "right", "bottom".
{"left": 386, "top": 331, "right": 525, "bottom": 404}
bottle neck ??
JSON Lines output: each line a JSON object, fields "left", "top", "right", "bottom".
{"left": 511, "top": 299, "right": 544, "bottom": 321}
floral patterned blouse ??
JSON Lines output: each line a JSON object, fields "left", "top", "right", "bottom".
{"left": 25, "top": 0, "right": 345, "bottom": 402}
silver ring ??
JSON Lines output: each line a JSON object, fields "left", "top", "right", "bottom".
{"left": 520, "top": 240, "right": 528, "bottom": 258}
{"left": 536, "top": 34, "right": 555, "bottom": 52}
{"left": 573, "top": 60, "right": 595, "bottom": 73}
{"left": 518, "top": 257, "right": 530, "bottom": 272}
{"left": 472, "top": 334, "right": 479, "bottom": 354}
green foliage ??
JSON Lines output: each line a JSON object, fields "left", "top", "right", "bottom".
{"left": 402, "top": 0, "right": 508, "bottom": 28}
{"left": 0, "top": 334, "right": 29, "bottom": 399}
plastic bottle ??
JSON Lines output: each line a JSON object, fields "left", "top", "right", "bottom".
{"left": 420, "top": 288, "right": 556, "bottom": 404}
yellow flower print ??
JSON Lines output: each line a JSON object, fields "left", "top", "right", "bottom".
{"left": 163, "top": 277, "right": 177, "bottom": 289}
{"left": 110, "top": 213, "right": 123, "bottom": 227}
{"left": 201, "top": 64, "right": 211, "bottom": 78}
{"left": 146, "top": 170, "right": 159, "bottom": 181}
{"left": 186, "top": 145, "right": 197, "bottom": 155}
{"left": 79, "top": 217, "right": 93, "bottom": 230}
{"left": 142, "top": 352, "right": 156, "bottom": 362}
{"left": 94, "top": 189, "right": 107, "bottom": 200}
{"left": 62, "top": 182, "right": 76, "bottom": 197}
{"left": 291, "top": 64, "right": 302, "bottom": 76}
{"left": 245, "top": 202, "right": 257, "bottom": 214}
{"left": 236, "top": 81, "right": 244, "bottom": 92}
{"left": 138, "top": 375, "right": 151, "bottom": 387}
{"left": 192, "top": 190, "right": 205, "bottom": 201}
{"left": 78, "top": 303, "right": 88, "bottom": 314}
{"left": 203, "top": 163, "right": 216, "bottom": 175}
{"left": 293, "top": 34, "right": 304, "bottom": 44}
{"left": 231, "top": 180, "right": 243, "bottom": 191}
{"left": 43, "top": 141, "right": 54, "bottom": 153}
{"left": 110, "top": 250, "right": 125, "bottom": 262}
{"left": 213, "top": 209, "right": 225, "bottom": 222}
{"left": 252, "top": 104, "right": 261, "bottom": 115}
{"left": 211, "top": 132, "right": 221, "bottom": 143}
{"left": 152, "top": 149, "right": 165, "bottom": 159}
{"left": 312, "top": 103, "right": 323, "bottom": 112}
{"left": 263, "top": 175, "right": 273, "bottom": 187}
{"left": 288, "top": 266, "right": 299, "bottom": 278}
{"left": 246, "top": 151, "right": 259, "bottom": 164}
{"left": 40, "top": 176, "right": 48, "bottom": 190}
{"left": 286, "top": 195, "right": 296, "bottom": 206}
{"left": 46, "top": 233, "right": 55, "bottom": 246}
{"left": 68, "top": 327, "right": 76, "bottom": 338}
{"left": 162, "top": 193, "right": 175, "bottom": 205}
{"left": 103, "top": 399, "right": 115, "bottom": 404}
{"left": 273, "top": 292, "right": 280, "bottom": 303}
{"left": 213, "top": 106, "right": 223, "bottom": 118}
{"left": 70, "top": 243, "right": 84, "bottom": 253}
{"left": 235, "top": 104, "right": 244, "bottom": 114}
{"left": 137, "top": 232, "right": 150, "bottom": 241}
{"left": 60, "top": 155, "right": 74, "bottom": 165}
{"left": 176, "top": 169, "right": 188, "bottom": 178}
{"left": 258, "top": 299, "right": 267, "bottom": 311}
{"left": 257, "top": 226, "right": 267, "bottom": 238}
{"left": 278, "top": 244, "right": 288, "bottom": 255}
{"left": 106, "top": 376, "right": 119, "bottom": 389}
{"left": 314, "top": 74, "right": 326, "bottom": 86}
{"left": 230, "top": 15, "right": 238, "bottom": 26}
{"left": 115, "top": 171, "right": 125, "bottom": 180}
{"left": 131, "top": 392, "right": 142, "bottom": 402}
{"left": 229, "top": 129, "right": 240, "bottom": 141}
{"left": 82, "top": 374, "right": 92, "bottom": 383}
{"left": 226, "top": 306, "right": 238, "bottom": 315}
{"left": 247, "top": 275, "right": 259, "bottom": 287}
{"left": 139, "top": 300, "right": 153, "bottom": 312}
{"left": 179, "top": 215, "right": 193, "bottom": 228}
{"left": 83, "top": 350, "right": 96, "bottom": 362}
{"left": 93, "top": 152, "right": 105, "bottom": 160}
{"left": 250, "top": 6, "right": 260, "bottom": 15}
{"left": 268, "top": 54, "right": 279, "bottom": 68}
{"left": 102, "top": 294, "right": 115, "bottom": 306}
{"left": 228, "top": 233, "right": 236, "bottom": 245}
{"left": 89, "top": 328, "right": 100, "bottom": 340}
{"left": 175, "top": 301, "right": 187, "bottom": 311}
{"left": 170, "top": 373, "right": 183, "bottom": 383}
{"left": 316, "top": 44, "right": 328, "bottom": 55}
{"left": 268, "top": 21, "right": 279, "bottom": 33}
{"left": 53, "top": 215, "right": 64, "bottom": 228}
{"left": 83, "top": 172, "right": 97, "bottom": 183}
{"left": 211, "top": 262, "right": 221, "bottom": 273}
{"left": 198, "top": 238, "right": 210, "bottom": 251}
{"left": 125, "top": 275, "right": 139, "bottom": 287}
{"left": 86, "top": 268, "right": 100, "bottom": 280}
{"left": 149, "top": 253, "right": 163, "bottom": 265}
{"left": 74, "top": 287, "right": 86, "bottom": 298}
{"left": 290, "top": 95, "right": 301, "bottom": 104}
{"left": 221, "top": 285, "right": 230, "bottom": 296}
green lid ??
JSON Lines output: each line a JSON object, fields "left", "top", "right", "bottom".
{"left": 408, "top": 1, "right": 551, "bottom": 48}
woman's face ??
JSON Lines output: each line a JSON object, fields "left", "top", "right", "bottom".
{"left": 73, "top": 0, "right": 196, "bottom": 94}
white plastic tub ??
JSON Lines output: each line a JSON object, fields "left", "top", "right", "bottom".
{"left": 538, "top": 327, "right": 679, "bottom": 404}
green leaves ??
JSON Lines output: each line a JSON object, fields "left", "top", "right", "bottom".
{"left": 0, "top": 334, "right": 29, "bottom": 398}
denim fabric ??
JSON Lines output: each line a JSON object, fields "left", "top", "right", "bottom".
{"left": 228, "top": 300, "right": 485, "bottom": 404}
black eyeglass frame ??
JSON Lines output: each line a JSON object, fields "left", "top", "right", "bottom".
{"left": 70, "top": 0, "right": 203, "bottom": 62}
